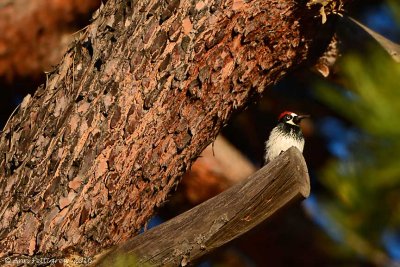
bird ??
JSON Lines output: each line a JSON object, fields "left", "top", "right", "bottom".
{"left": 264, "top": 111, "right": 310, "bottom": 164}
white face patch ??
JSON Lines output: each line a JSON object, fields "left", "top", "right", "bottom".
{"left": 284, "top": 112, "right": 298, "bottom": 126}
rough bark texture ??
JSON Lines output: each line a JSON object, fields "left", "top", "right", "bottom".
{"left": 96, "top": 147, "right": 310, "bottom": 266}
{"left": 0, "top": 0, "right": 339, "bottom": 259}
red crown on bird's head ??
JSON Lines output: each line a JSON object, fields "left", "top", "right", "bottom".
{"left": 278, "top": 111, "right": 296, "bottom": 121}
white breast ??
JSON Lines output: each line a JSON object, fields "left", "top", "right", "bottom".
{"left": 264, "top": 127, "right": 304, "bottom": 163}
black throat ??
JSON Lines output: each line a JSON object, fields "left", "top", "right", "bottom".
{"left": 277, "top": 123, "right": 303, "bottom": 140}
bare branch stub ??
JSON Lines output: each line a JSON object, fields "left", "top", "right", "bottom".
{"left": 95, "top": 147, "right": 310, "bottom": 266}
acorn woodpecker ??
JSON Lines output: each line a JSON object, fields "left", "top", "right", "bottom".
{"left": 264, "top": 111, "right": 310, "bottom": 164}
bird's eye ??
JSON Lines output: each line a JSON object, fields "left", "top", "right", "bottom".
{"left": 285, "top": 115, "right": 292, "bottom": 121}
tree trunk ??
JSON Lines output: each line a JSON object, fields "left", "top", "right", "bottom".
{"left": 0, "top": 0, "right": 339, "bottom": 259}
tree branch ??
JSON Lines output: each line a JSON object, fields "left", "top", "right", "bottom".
{"left": 95, "top": 147, "right": 310, "bottom": 266}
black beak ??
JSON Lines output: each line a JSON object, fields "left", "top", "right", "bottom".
{"left": 293, "top": 114, "right": 310, "bottom": 124}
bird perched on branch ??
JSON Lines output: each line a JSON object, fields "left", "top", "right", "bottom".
{"left": 264, "top": 111, "right": 310, "bottom": 164}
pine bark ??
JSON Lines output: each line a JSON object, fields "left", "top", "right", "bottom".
{"left": 0, "top": 0, "right": 338, "bottom": 259}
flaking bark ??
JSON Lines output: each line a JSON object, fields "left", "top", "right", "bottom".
{"left": 0, "top": 0, "right": 342, "bottom": 259}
